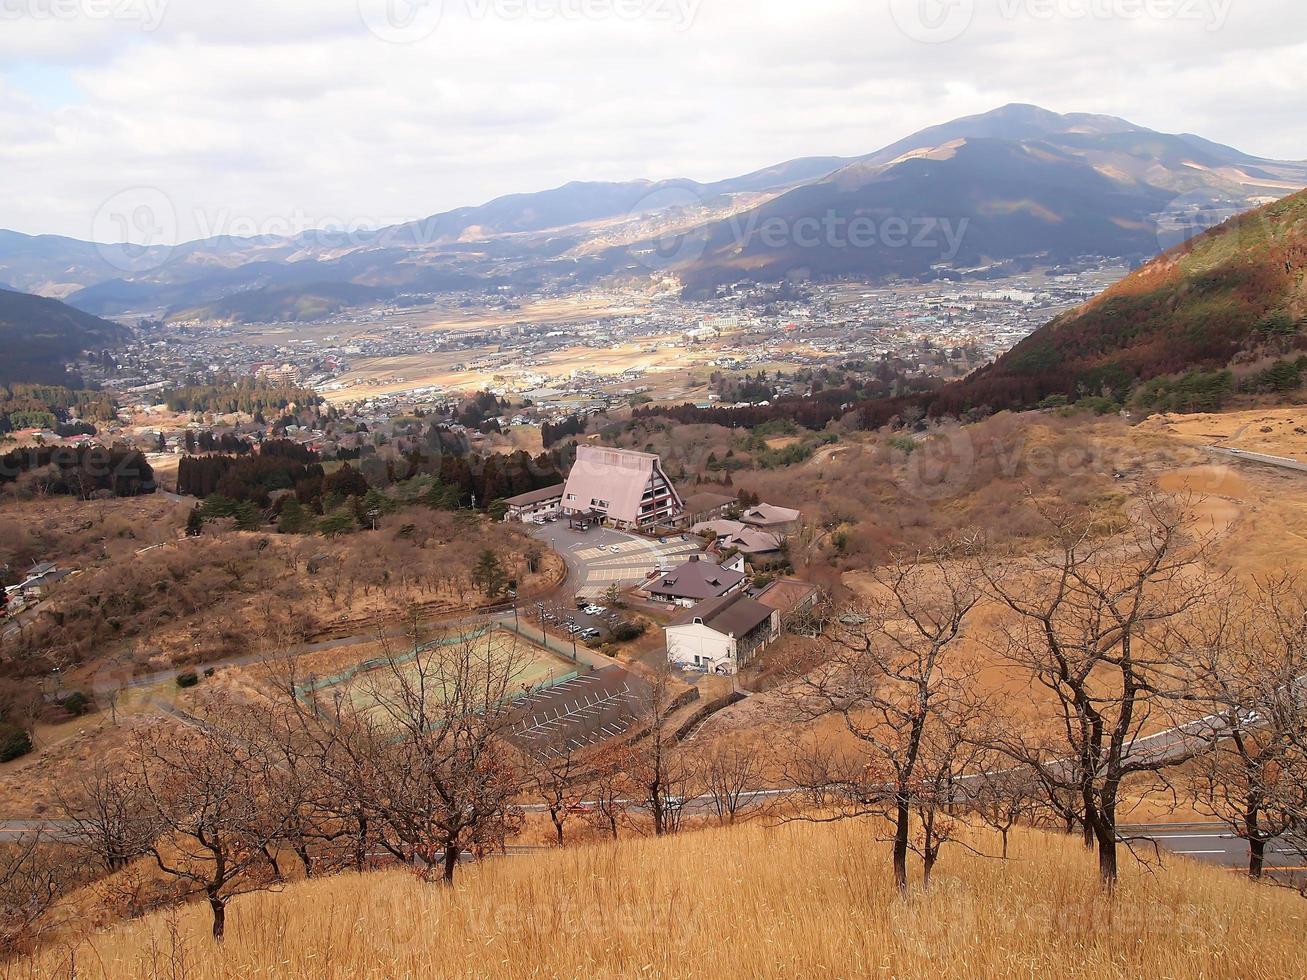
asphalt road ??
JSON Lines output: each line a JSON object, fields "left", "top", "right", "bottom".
{"left": 1205, "top": 446, "right": 1307, "bottom": 474}
{"left": 1120, "top": 823, "right": 1305, "bottom": 873}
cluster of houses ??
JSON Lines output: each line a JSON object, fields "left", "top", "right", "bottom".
{"left": 2, "top": 562, "right": 70, "bottom": 618}
{"left": 650, "top": 554, "right": 817, "bottom": 677}
{"left": 501, "top": 446, "right": 818, "bottom": 677}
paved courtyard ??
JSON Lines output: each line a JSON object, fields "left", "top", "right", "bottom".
{"left": 529, "top": 522, "right": 703, "bottom": 600}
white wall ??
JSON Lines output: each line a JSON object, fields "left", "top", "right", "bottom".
{"left": 666, "top": 623, "right": 737, "bottom": 675}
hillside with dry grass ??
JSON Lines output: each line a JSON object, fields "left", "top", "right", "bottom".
{"left": 21, "top": 820, "right": 1307, "bottom": 979}
{"left": 933, "top": 189, "right": 1307, "bottom": 415}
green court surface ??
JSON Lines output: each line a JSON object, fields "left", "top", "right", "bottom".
{"left": 300, "top": 627, "right": 578, "bottom": 726}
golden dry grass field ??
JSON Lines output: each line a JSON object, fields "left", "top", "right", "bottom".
{"left": 22, "top": 820, "right": 1307, "bottom": 980}
{"left": 1140, "top": 405, "right": 1307, "bottom": 463}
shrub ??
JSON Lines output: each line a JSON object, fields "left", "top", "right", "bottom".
{"left": 610, "top": 620, "right": 647, "bottom": 643}
{"left": 58, "top": 691, "right": 92, "bottom": 716}
{"left": 1072, "top": 396, "right": 1121, "bottom": 416}
{"left": 0, "top": 726, "right": 32, "bottom": 763}
{"left": 318, "top": 512, "right": 356, "bottom": 538}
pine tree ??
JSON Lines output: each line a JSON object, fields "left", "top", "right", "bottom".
{"left": 472, "top": 549, "right": 508, "bottom": 599}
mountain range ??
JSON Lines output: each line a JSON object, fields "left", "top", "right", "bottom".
{"left": 3, "top": 104, "right": 1304, "bottom": 319}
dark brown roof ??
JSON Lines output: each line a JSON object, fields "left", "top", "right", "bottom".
{"left": 505, "top": 484, "right": 566, "bottom": 507}
{"left": 669, "top": 592, "right": 775, "bottom": 638}
{"left": 648, "top": 557, "right": 746, "bottom": 601}
{"left": 681, "top": 492, "right": 736, "bottom": 515}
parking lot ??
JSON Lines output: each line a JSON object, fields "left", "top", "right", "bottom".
{"left": 528, "top": 521, "right": 704, "bottom": 600}
{"left": 526, "top": 597, "right": 626, "bottom": 645}
{"left": 506, "top": 666, "right": 649, "bottom": 750}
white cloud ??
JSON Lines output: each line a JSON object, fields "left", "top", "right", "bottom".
{"left": 2, "top": 0, "right": 1304, "bottom": 242}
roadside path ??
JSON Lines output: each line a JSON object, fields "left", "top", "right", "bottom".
{"left": 1205, "top": 445, "right": 1307, "bottom": 474}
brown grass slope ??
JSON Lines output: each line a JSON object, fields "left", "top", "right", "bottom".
{"left": 24, "top": 821, "right": 1307, "bottom": 979}
{"left": 931, "top": 189, "right": 1307, "bottom": 414}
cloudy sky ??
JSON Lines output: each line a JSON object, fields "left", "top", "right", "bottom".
{"left": 2, "top": 0, "right": 1305, "bottom": 243}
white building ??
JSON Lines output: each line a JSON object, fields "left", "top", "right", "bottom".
{"left": 665, "top": 592, "right": 781, "bottom": 676}
{"left": 502, "top": 484, "right": 565, "bottom": 523}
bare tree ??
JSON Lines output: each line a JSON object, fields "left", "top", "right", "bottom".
{"left": 130, "top": 710, "right": 295, "bottom": 940}
{"left": 908, "top": 708, "right": 986, "bottom": 888}
{"left": 0, "top": 834, "right": 66, "bottom": 955}
{"left": 702, "top": 740, "right": 768, "bottom": 826}
{"left": 52, "top": 763, "right": 149, "bottom": 873}
{"left": 339, "top": 626, "right": 527, "bottom": 884}
{"left": 1184, "top": 576, "right": 1307, "bottom": 879}
{"left": 967, "top": 763, "right": 1041, "bottom": 860}
{"left": 982, "top": 495, "right": 1215, "bottom": 888}
{"left": 790, "top": 542, "right": 983, "bottom": 895}
{"left": 527, "top": 733, "right": 591, "bottom": 847}
{"left": 584, "top": 742, "right": 630, "bottom": 840}
{"left": 780, "top": 736, "right": 857, "bottom": 809}
{"left": 628, "top": 663, "right": 696, "bottom": 837}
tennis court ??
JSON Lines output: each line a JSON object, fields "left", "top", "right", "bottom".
{"left": 300, "top": 626, "right": 581, "bottom": 727}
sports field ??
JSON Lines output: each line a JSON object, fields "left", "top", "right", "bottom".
{"left": 302, "top": 627, "right": 579, "bottom": 727}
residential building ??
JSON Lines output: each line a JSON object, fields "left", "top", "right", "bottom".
{"left": 678, "top": 491, "right": 737, "bottom": 527}
{"left": 754, "top": 577, "right": 821, "bottom": 626}
{"left": 741, "top": 502, "right": 802, "bottom": 534}
{"left": 561, "top": 446, "right": 684, "bottom": 530}
{"left": 5, "top": 562, "right": 69, "bottom": 603}
{"left": 691, "top": 520, "right": 785, "bottom": 564}
{"left": 646, "top": 555, "right": 747, "bottom": 607}
{"left": 666, "top": 591, "right": 781, "bottom": 675}
{"left": 502, "top": 484, "right": 565, "bottom": 523}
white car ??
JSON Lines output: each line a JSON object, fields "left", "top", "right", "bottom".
{"left": 609, "top": 545, "right": 622, "bottom": 553}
